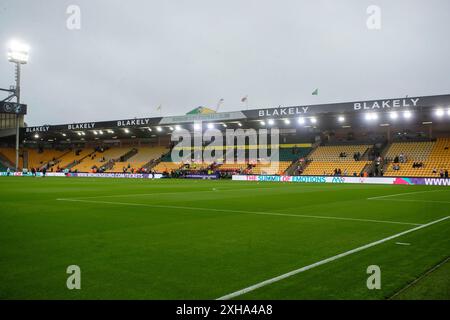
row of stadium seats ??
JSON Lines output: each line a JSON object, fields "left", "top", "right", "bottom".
{"left": 302, "top": 161, "right": 370, "bottom": 176}
{"left": 0, "top": 145, "right": 170, "bottom": 172}
{"left": 307, "top": 145, "right": 371, "bottom": 162}
{"left": 106, "top": 146, "right": 168, "bottom": 172}
{"left": 384, "top": 141, "right": 434, "bottom": 162}
{"left": 0, "top": 147, "right": 67, "bottom": 170}
{"left": 0, "top": 148, "right": 23, "bottom": 168}
{"left": 301, "top": 144, "right": 371, "bottom": 176}
{"left": 384, "top": 138, "right": 450, "bottom": 177}
{"left": 151, "top": 145, "right": 312, "bottom": 174}
{"left": 70, "top": 146, "right": 169, "bottom": 172}
{"left": 54, "top": 148, "right": 94, "bottom": 169}
{"left": 250, "top": 161, "right": 293, "bottom": 175}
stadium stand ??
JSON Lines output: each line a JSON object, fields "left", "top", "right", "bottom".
{"left": 301, "top": 144, "right": 371, "bottom": 176}
{"left": 384, "top": 138, "right": 450, "bottom": 177}
{"left": 107, "top": 146, "right": 168, "bottom": 172}
{"left": 150, "top": 148, "right": 185, "bottom": 173}
{"left": 71, "top": 146, "right": 133, "bottom": 172}
{"left": 249, "top": 161, "right": 292, "bottom": 175}
{"left": 52, "top": 148, "right": 94, "bottom": 170}
{"left": 151, "top": 144, "right": 312, "bottom": 175}
{"left": 0, "top": 148, "right": 24, "bottom": 169}
{"left": 301, "top": 161, "right": 370, "bottom": 176}
{"left": 26, "top": 149, "right": 67, "bottom": 169}
{"left": 152, "top": 161, "right": 182, "bottom": 173}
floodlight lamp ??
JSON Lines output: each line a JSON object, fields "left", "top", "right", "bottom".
{"left": 7, "top": 40, "right": 29, "bottom": 64}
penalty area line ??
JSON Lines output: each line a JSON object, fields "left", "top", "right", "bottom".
{"left": 216, "top": 216, "right": 449, "bottom": 300}
{"left": 367, "top": 189, "right": 444, "bottom": 200}
{"left": 55, "top": 198, "right": 422, "bottom": 226}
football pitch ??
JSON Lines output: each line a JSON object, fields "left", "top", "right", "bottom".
{"left": 0, "top": 177, "right": 449, "bottom": 300}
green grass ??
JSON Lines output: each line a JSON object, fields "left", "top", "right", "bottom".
{"left": 392, "top": 258, "right": 450, "bottom": 300}
{"left": 0, "top": 177, "right": 448, "bottom": 300}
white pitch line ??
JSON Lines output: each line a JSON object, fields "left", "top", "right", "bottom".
{"left": 369, "top": 199, "right": 450, "bottom": 204}
{"left": 216, "top": 216, "right": 449, "bottom": 300}
{"left": 65, "top": 185, "right": 312, "bottom": 200}
{"left": 395, "top": 242, "right": 411, "bottom": 246}
{"left": 367, "top": 189, "right": 444, "bottom": 200}
{"left": 56, "top": 198, "right": 422, "bottom": 226}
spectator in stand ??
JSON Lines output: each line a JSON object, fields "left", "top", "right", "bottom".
{"left": 445, "top": 170, "right": 449, "bottom": 178}
{"left": 440, "top": 169, "right": 444, "bottom": 178}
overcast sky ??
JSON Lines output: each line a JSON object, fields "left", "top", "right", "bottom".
{"left": 0, "top": 0, "right": 449, "bottom": 126}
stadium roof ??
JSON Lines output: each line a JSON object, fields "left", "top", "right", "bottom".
{"left": 20, "top": 93, "right": 450, "bottom": 141}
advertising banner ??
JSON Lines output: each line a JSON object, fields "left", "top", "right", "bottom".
{"left": 183, "top": 174, "right": 219, "bottom": 180}
{"left": 67, "top": 172, "right": 162, "bottom": 179}
{"left": 232, "top": 175, "right": 450, "bottom": 186}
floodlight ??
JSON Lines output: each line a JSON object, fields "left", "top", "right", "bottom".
{"left": 365, "top": 113, "right": 378, "bottom": 121}
{"left": 338, "top": 116, "right": 345, "bottom": 123}
{"left": 7, "top": 40, "right": 30, "bottom": 64}
{"left": 268, "top": 119, "right": 274, "bottom": 125}
{"left": 436, "top": 109, "right": 444, "bottom": 117}
{"left": 156, "top": 126, "right": 162, "bottom": 132}
{"left": 297, "top": 117, "right": 305, "bottom": 124}
{"left": 310, "top": 117, "right": 317, "bottom": 124}
{"left": 284, "top": 119, "right": 290, "bottom": 125}
{"left": 403, "top": 110, "right": 412, "bottom": 119}
{"left": 389, "top": 112, "right": 398, "bottom": 120}
{"left": 207, "top": 123, "right": 214, "bottom": 129}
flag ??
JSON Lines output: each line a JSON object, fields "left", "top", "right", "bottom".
{"left": 215, "top": 98, "right": 224, "bottom": 111}
{"left": 312, "top": 89, "right": 318, "bottom": 96}
{"left": 241, "top": 95, "right": 248, "bottom": 102}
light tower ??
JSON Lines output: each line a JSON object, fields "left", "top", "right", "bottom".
{"left": 7, "top": 40, "right": 29, "bottom": 171}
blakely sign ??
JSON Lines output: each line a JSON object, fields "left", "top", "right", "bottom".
{"left": 353, "top": 98, "right": 419, "bottom": 110}
{"left": 245, "top": 94, "right": 450, "bottom": 118}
